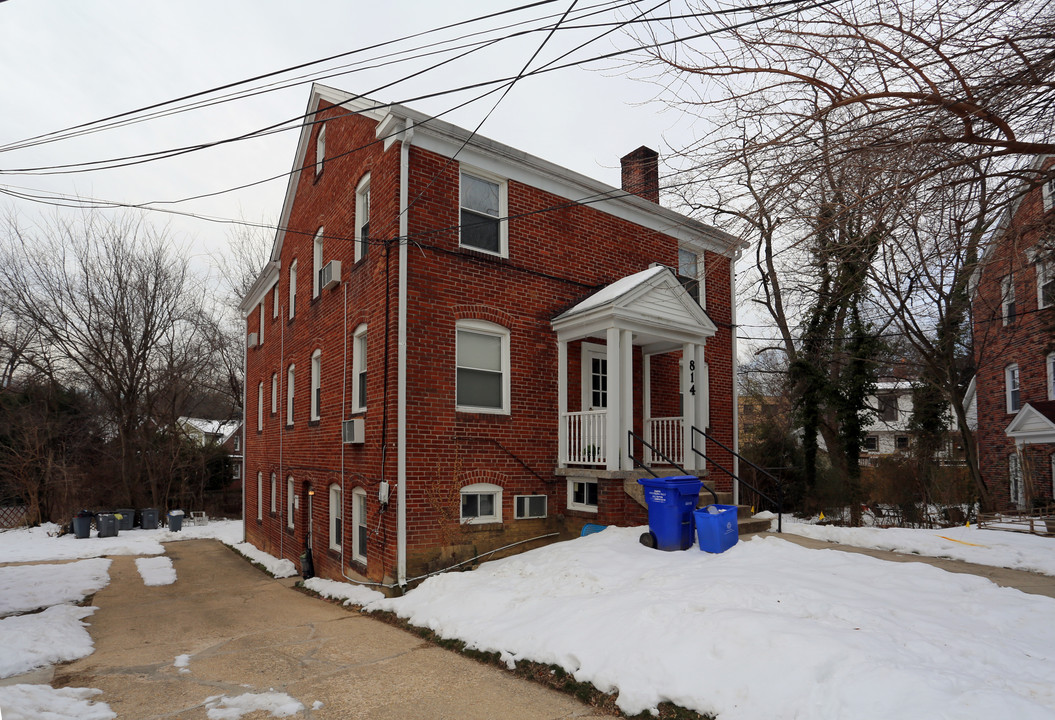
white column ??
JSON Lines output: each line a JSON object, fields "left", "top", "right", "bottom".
{"left": 621, "top": 329, "right": 633, "bottom": 471}
{"left": 694, "top": 344, "right": 708, "bottom": 465}
{"left": 606, "top": 326, "right": 621, "bottom": 471}
{"left": 557, "top": 339, "right": 568, "bottom": 467}
{"left": 642, "top": 353, "right": 652, "bottom": 465}
{"left": 682, "top": 343, "right": 697, "bottom": 472}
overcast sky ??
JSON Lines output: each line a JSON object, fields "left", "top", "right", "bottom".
{"left": 0, "top": 0, "right": 719, "bottom": 273}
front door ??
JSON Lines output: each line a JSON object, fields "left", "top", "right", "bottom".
{"left": 582, "top": 344, "right": 607, "bottom": 410}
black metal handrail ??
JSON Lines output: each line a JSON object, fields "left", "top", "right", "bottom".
{"left": 691, "top": 426, "right": 783, "bottom": 533}
{"left": 627, "top": 429, "right": 719, "bottom": 505}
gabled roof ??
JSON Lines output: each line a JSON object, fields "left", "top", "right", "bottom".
{"left": 1005, "top": 401, "right": 1055, "bottom": 444}
{"left": 240, "top": 83, "right": 744, "bottom": 314}
{"left": 552, "top": 266, "right": 716, "bottom": 352}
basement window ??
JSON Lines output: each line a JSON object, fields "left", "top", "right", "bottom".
{"left": 461, "top": 483, "right": 502, "bottom": 524}
{"left": 514, "top": 495, "right": 547, "bottom": 519}
{"left": 567, "top": 478, "right": 598, "bottom": 513}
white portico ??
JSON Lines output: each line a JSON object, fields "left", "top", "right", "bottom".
{"left": 552, "top": 265, "right": 718, "bottom": 472}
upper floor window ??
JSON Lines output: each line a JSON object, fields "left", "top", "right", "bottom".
{"left": 329, "top": 484, "right": 342, "bottom": 551}
{"left": 678, "top": 248, "right": 701, "bottom": 304}
{"left": 273, "top": 283, "right": 279, "bottom": 318}
{"left": 353, "top": 324, "right": 368, "bottom": 412}
{"left": 1042, "top": 173, "right": 1054, "bottom": 212}
{"left": 271, "top": 372, "right": 278, "bottom": 415}
{"left": 315, "top": 123, "right": 326, "bottom": 179}
{"left": 1006, "top": 364, "right": 1020, "bottom": 413}
{"left": 1037, "top": 258, "right": 1055, "bottom": 310}
{"left": 877, "top": 393, "right": 898, "bottom": 422}
{"left": 310, "top": 349, "right": 322, "bottom": 421}
{"left": 286, "top": 364, "right": 296, "bottom": 425}
{"left": 460, "top": 170, "right": 507, "bottom": 256}
{"left": 312, "top": 227, "right": 324, "bottom": 299}
{"left": 257, "top": 382, "right": 263, "bottom": 431}
{"left": 456, "top": 320, "right": 510, "bottom": 413}
{"left": 1048, "top": 353, "right": 1055, "bottom": 401}
{"left": 289, "top": 259, "right": 298, "bottom": 319}
{"left": 258, "top": 302, "right": 265, "bottom": 345}
{"left": 1001, "top": 273, "right": 1016, "bottom": 326}
{"left": 270, "top": 472, "right": 277, "bottom": 514}
{"left": 356, "top": 175, "right": 371, "bottom": 263}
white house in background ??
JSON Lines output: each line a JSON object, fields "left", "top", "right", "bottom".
{"left": 177, "top": 417, "right": 240, "bottom": 447}
{"left": 859, "top": 381, "right": 963, "bottom": 465}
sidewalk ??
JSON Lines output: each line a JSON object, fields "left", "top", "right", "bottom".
{"left": 764, "top": 531, "right": 1055, "bottom": 599}
{"left": 54, "top": 540, "right": 609, "bottom": 719}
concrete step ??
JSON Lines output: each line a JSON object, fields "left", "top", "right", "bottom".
{"left": 737, "top": 516, "right": 774, "bottom": 536}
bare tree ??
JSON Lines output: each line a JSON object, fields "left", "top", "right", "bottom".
{"left": 0, "top": 212, "right": 221, "bottom": 507}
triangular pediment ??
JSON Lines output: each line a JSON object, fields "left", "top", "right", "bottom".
{"left": 1005, "top": 402, "right": 1055, "bottom": 444}
{"left": 552, "top": 266, "right": 716, "bottom": 346}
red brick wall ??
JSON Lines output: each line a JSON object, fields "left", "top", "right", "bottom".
{"left": 973, "top": 159, "right": 1055, "bottom": 509}
{"left": 244, "top": 103, "right": 739, "bottom": 583}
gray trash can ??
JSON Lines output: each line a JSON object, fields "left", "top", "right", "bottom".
{"left": 72, "top": 511, "right": 93, "bottom": 539}
{"left": 140, "top": 508, "right": 159, "bottom": 530}
{"left": 97, "top": 513, "right": 118, "bottom": 538}
{"left": 167, "top": 510, "right": 184, "bottom": 532}
{"left": 115, "top": 509, "right": 135, "bottom": 531}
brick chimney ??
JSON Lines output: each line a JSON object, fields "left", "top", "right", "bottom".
{"left": 620, "top": 146, "right": 659, "bottom": 204}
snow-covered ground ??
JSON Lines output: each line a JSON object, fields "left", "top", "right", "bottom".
{"left": 2, "top": 517, "right": 1055, "bottom": 719}
{"left": 0, "top": 519, "right": 246, "bottom": 720}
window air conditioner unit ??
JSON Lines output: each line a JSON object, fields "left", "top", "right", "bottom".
{"left": 247, "top": 332, "right": 258, "bottom": 348}
{"left": 320, "top": 260, "right": 341, "bottom": 291}
{"left": 342, "top": 417, "right": 364, "bottom": 444}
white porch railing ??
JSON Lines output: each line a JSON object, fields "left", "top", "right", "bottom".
{"left": 645, "top": 417, "right": 684, "bottom": 466}
{"left": 562, "top": 410, "right": 607, "bottom": 465}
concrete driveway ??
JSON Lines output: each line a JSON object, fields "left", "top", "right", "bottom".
{"left": 55, "top": 540, "right": 608, "bottom": 719}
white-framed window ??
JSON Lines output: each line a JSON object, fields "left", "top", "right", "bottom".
{"left": 233, "top": 435, "right": 240, "bottom": 452}
{"left": 515, "top": 495, "right": 547, "bottom": 519}
{"left": 315, "top": 122, "right": 326, "bottom": 178}
{"left": 353, "top": 324, "right": 368, "bottom": 412}
{"left": 271, "top": 372, "right": 278, "bottom": 415}
{"left": 1042, "top": 173, "right": 1054, "bottom": 212}
{"left": 459, "top": 169, "right": 507, "bottom": 256}
{"left": 567, "top": 478, "right": 598, "bottom": 512}
{"left": 863, "top": 435, "right": 879, "bottom": 452}
{"left": 1048, "top": 353, "right": 1055, "bottom": 401}
{"left": 312, "top": 227, "right": 324, "bottom": 298}
{"left": 256, "top": 472, "right": 263, "bottom": 521}
{"left": 310, "top": 349, "right": 322, "bottom": 421}
{"left": 1037, "top": 259, "right": 1055, "bottom": 310}
{"left": 460, "top": 483, "right": 502, "bottom": 524}
{"left": 677, "top": 248, "right": 701, "bottom": 304}
{"left": 232, "top": 462, "right": 241, "bottom": 480}
{"left": 257, "top": 382, "right": 263, "bottom": 431}
{"left": 1010, "top": 453, "right": 1024, "bottom": 508}
{"left": 329, "top": 484, "right": 342, "bottom": 551}
{"left": 1001, "top": 273, "right": 1016, "bottom": 325}
{"left": 878, "top": 394, "right": 898, "bottom": 422}
{"left": 258, "top": 302, "right": 265, "bottom": 345}
{"left": 456, "top": 319, "right": 510, "bottom": 413}
{"left": 355, "top": 174, "right": 370, "bottom": 263}
{"left": 273, "top": 283, "right": 279, "bottom": 318}
{"left": 895, "top": 436, "right": 909, "bottom": 450}
{"left": 286, "top": 364, "right": 295, "bottom": 425}
{"left": 1006, "top": 364, "right": 1021, "bottom": 413}
{"left": 287, "top": 476, "right": 295, "bottom": 529}
{"left": 289, "top": 259, "right": 297, "bottom": 319}
{"left": 352, "top": 487, "right": 367, "bottom": 564}
{"left": 270, "top": 472, "right": 277, "bottom": 514}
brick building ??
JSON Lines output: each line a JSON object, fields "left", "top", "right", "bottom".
{"left": 238, "top": 84, "right": 743, "bottom": 588}
{"left": 972, "top": 156, "right": 1055, "bottom": 509}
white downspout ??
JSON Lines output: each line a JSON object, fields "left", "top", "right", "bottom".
{"left": 730, "top": 254, "right": 740, "bottom": 506}
{"left": 397, "top": 118, "right": 414, "bottom": 587}
{"left": 241, "top": 325, "right": 247, "bottom": 543}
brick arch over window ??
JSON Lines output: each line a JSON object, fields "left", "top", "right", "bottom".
{"left": 457, "top": 469, "right": 510, "bottom": 489}
{"left": 453, "top": 305, "right": 516, "bottom": 329}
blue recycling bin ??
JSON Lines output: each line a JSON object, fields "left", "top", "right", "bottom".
{"left": 694, "top": 505, "right": 739, "bottom": 553}
{"left": 637, "top": 475, "right": 702, "bottom": 551}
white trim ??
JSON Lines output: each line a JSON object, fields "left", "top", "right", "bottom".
{"left": 459, "top": 166, "right": 508, "bottom": 258}
{"left": 271, "top": 373, "right": 278, "bottom": 414}
{"left": 315, "top": 122, "right": 326, "bottom": 178}
{"left": 455, "top": 319, "right": 510, "bottom": 414}
{"left": 258, "top": 302, "right": 265, "bottom": 345}
{"left": 270, "top": 472, "right": 277, "bottom": 514}
{"left": 355, "top": 174, "right": 371, "bottom": 263}
{"left": 1037, "top": 258, "right": 1054, "bottom": 310}
{"left": 289, "top": 259, "right": 297, "bottom": 319}
{"left": 286, "top": 475, "right": 295, "bottom": 529}
{"left": 286, "top": 364, "right": 295, "bottom": 425}
{"left": 352, "top": 487, "right": 367, "bottom": 564}
{"left": 272, "top": 282, "right": 279, "bottom": 318}
{"left": 310, "top": 349, "right": 322, "bottom": 421}
{"left": 1006, "top": 364, "right": 1020, "bottom": 413}
{"left": 460, "top": 482, "right": 503, "bottom": 524}
{"left": 514, "top": 494, "right": 547, "bottom": 519}
{"left": 257, "top": 382, "right": 263, "bottom": 431}
{"left": 1048, "top": 353, "right": 1055, "bottom": 401}
{"left": 580, "top": 342, "right": 607, "bottom": 411}
{"left": 256, "top": 472, "right": 263, "bottom": 522}
{"left": 1043, "top": 174, "right": 1054, "bottom": 212}
{"left": 312, "top": 227, "right": 324, "bottom": 298}
{"left": 353, "top": 324, "right": 368, "bottom": 412}
{"left": 567, "top": 477, "right": 599, "bottom": 513}
{"left": 328, "top": 483, "right": 342, "bottom": 552}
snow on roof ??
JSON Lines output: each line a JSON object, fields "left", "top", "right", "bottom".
{"left": 179, "top": 417, "right": 239, "bottom": 439}
{"left": 559, "top": 265, "right": 666, "bottom": 317}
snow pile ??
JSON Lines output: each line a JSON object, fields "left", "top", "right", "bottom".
{"left": 135, "top": 556, "right": 176, "bottom": 586}
{"left": 174, "top": 653, "right": 191, "bottom": 674}
{"left": 370, "top": 528, "right": 1055, "bottom": 719}
{"left": 783, "top": 521, "right": 1055, "bottom": 576}
{"left": 303, "top": 576, "right": 384, "bottom": 606}
{"left": 204, "top": 691, "right": 304, "bottom": 719}
{"left": 0, "top": 558, "right": 111, "bottom": 616}
{"left": 0, "top": 604, "right": 98, "bottom": 678}
{"left": 0, "top": 684, "right": 115, "bottom": 720}
{"left": 229, "top": 542, "right": 297, "bottom": 578}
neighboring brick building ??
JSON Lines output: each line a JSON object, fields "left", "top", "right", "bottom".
{"left": 972, "top": 156, "right": 1055, "bottom": 509}
{"left": 238, "top": 84, "right": 743, "bottom": 588}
